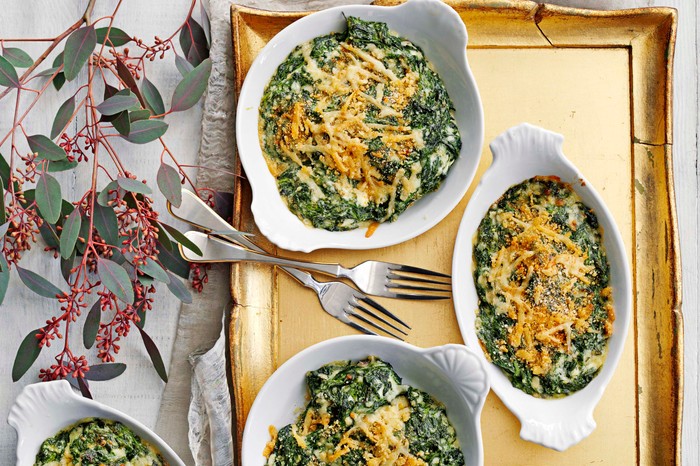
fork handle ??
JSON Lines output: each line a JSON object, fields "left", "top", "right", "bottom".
{"left": 182, "top": 232, "right": 346, "bottom": 278}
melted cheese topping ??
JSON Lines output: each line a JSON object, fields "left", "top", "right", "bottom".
{"left": 477, "top": 179, "right": 613, "bottom": 377}
{"left": 267, "top": 35, "right": 424, "bottom": 206}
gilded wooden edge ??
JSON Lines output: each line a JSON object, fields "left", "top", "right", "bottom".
{"left": 229, "top": 1, "right": 682, "bottom": 463}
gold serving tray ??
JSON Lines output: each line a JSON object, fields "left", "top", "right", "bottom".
{"left": 228, "top": 2, "right": 681, "bottom": 464}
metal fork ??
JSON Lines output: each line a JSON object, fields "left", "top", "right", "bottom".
{"left": 180, "top": 230, "right": 452, "bottom": 300}
{"left": 167, "top": 190, "right": 410, "bottom": 338}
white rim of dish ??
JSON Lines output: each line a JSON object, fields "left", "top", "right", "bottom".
{"left": 235, "top": 0, "right": 484, "bottom": 252}
{"left": 451, "top": 123, "right": 632, "bottom": 451}
{"left": 241, "top": 335, "right": 490, "bottom": 466}
{"left": 8, "top": 380, "right": 185, "bottom": 466}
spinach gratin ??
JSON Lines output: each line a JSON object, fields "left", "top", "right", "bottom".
{"left": 258, "top": 17, "right": 461, "bottom": 232}
{"left": 264, "top": 357, "right": 464, "bottom": 465}
{"left": 473, "top": 176, "right": 614, "bottom": 398}
{"left": 35, "top": 418, "right": 168, "bottom": 466}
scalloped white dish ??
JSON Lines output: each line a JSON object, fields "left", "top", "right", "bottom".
{"left": 452, "top": 123, "right": 632, "bottom": 451}
{"left": 236, "top": 0, "right": 483, "bottom": 252}
{"left": 8, "top": 380, "right": 185, "bottom": 466}
{"left": 241, "top": 335, "right": 489, "bottom": 466}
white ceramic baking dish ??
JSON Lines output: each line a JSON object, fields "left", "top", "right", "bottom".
{"left": 241, "top": 335, "right": 490, "bottom": 465}
{"left": 8, "top": 380, "right": 185, "bottom": 465}
{"left": 236, "top": 0, "right": 483, "bottom": 252}
{"left": 452, "top": 123, "right": 632, "bottom": 451}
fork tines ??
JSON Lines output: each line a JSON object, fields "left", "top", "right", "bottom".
{"left": 386, "top": 265, "right": 452, "bottom": 300}
{"left": 347, "top": 295, "right": 410, "bottom": 340}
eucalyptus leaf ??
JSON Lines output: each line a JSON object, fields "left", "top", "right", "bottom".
{"left": 0, "top": 55, "right": 20, "bottom": 88}
{"left": 84, "top": 362, "right": 127, "bottom": 381}
{"left": 157, "top": 163, "right": 182, "bottom": 208}
{"left": 76, "top": 211, "right": 89, "bottom": 254}
{"left": 16, "top": 266, "right": 63, "bottom": 298}
{"left": 0, "top": 153, "right": 10, "bottom": 187}
{"left": 0, "top": 178, "right": 5, "bottom": 224}
{"left": 166, "top": 272, "right": 192, "bottom": 304}
{"left": 50, "top": 96, "right": 76, "bottom": 139}
{"left": 141, "top": 77, "right": 165, "bottom": 116}
{"left": 12, "top": 328, "right": 42, "bottom": 382}
{"left": 35, "top": 172, "right": 62, "bottom": 223}
{"left": 52, "top": 53, "right": 65, "bottom": 91}
{"left": 60, "top": 249, "right": 76, "bottom": 284}
{"left": 138, "top": 258, "right": 170, "bottom": 284}
{"left": 27, "top": 134, "right": 68, "bottom": 162}
{"left": 117, "top": 177, "right": 152, "bottom": 194}
{"left": 47, "top": 159, "right": 79, "bottom": 172}
{"left": 38, "top": 221, "right": 60, "bottom": 249}
{"left": 137, "top": 326, "right": 168, "bottom": 382}
{"left": 97, "top": 180, "right": 120, "bottom": 206}
{"left": 60, "top": 207, "right": 81, "bottom": 259}
{"left": 96, "top": 27, "right": 132, "bottom": 47}
{"left": 83, "top": 300, "right": 101, "bottom": 349}
{"left": 115, "top": 57, "right": 145, "bottom": 106}
{"left": 129, "top": 109, "right": 151, "bottom": 122}
{"left": 174, "top": 54, "right": 194, "bottom": 77}
{"left": 96, "top": 90, "right": 140, "bottom": 115}
{"left": 180, "top": 17, "right": 209, "bottom": 67}
{"left": 157, "top": 241, "right": 189, "bottom": 279}
{"left": 123, "top": 119, "right": 168, "bottom": 144}
{"left": 135, "top": 300, "right": 147, "bottom": 329}
{"left": 97, "top": 258, "right": 134, "bottom": 304}
{"left": 170, "top": 58, "right": 211, "bottom": 113}
{"left": 160, "top": 223, "right": 202, "bottom": 256}
{"left": 35, "top": 66, "right": 60, "bottom": 78}
{"left": 63, "top": 25, "right": 96, "bottom": 81}
{"left": 111, "top": 111, "right": 131, "bottom": 136}
{"left": 0, "top": 256, "right": 10, "bottom": 306}
{"left": 92, "top": 203, "right": 119, "bottom": 246}
{"left": 77, "top": 376, "right": 92, "bottom": 399}
{"left": 2, "top": 47, "right": 33, "bottom": 68}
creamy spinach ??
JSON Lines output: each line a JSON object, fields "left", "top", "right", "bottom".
{"left": 35, "top": 417, "right": 167, "bottom": 466}
{"left": 264, "top": 357, "right": 464, "bottom": 465}
{"left": 259, "top": 17, "right": 461, "bottom": 231}
{"left": 473, "top": 176, "right": 614, "bottom": 397}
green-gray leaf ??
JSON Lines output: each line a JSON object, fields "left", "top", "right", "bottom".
{"left": 92, "top": 203, "right": 119, "bottom": 246}
{"left": 157, "top": 240, "right": 189, "bottom": 279}
{"left": 51, "top": 96, "right": 76, "bottom": 139}
{"left": 117, "top": 176, "right": 152, "bottom": 194}
{"left": 0, "top": 256, "right": 10, "bottom": 306}
{"left": 160, "top": 223, "right": 202, "bottom": 256}
{"left": 138, "top": 326, "right": 168, "bottom": 382}
{"left": 96, "top": 27, "right": 132, "bottom": 47}
{"left": 170, "top": 58, "right": 211, "bottom": 112}
{"left": 129, "top": 109, "right": 151, "bottom": 122}
{"left": 27, "top": 134, "right": 67, "bottom": 162}
{"left": 96, "top": 90, "right": 140, "bottom": 115}
{"left": 111, "top": 110, "right": 131, "bottom": 136}
{"left": 12, "top": 328, "right": 42, "bottom": 382}
{"left": 97, "top": 258, "right": 134, "bottom": 303}
{"left": 60, "top": 207, "right": 81, "bottom": 259}
{"left": 64, "top": 25, "right": 97, "bottom": 81}
{"left": 175, "top": 54, "right": 194, "bottom": 77}
{"left": 166, "top": 272, "right": 192, "bottom": 304}
{"left": 16, "top": 266, "right": 63, "bottom": 298}
{"left": 180, "top": 18, "right": 209, "bottom": 67}
{"left": 0, "top": 55, "right": 20, "bottom": 88}
{"left": 47, "top": 159, "right": 79, "bottom": 172}
{"left": 84, "top": 362, "right": 127, "bottom": 381}
{"left": 35, "top": 172, "right": 62, "bottom": 223}
{"left": 141, "top": 77, "right": 165, "bottom": 116}
{"left": 123, "top": 119, "right": 168, "bottom": 144}
{"left": 157, "top": 163, "right": 182, "bottom": 208}
{"left": 83, "top": 300, "right": 101, "bottom": 349}
{"left": 2, "top": 47, "right": 33, "bottom": 68}
{"left": 138, "top": 258, "right": 170, "bottom": 284}
{"left": 97, "top": 180, "right": 120, "bottom": 206}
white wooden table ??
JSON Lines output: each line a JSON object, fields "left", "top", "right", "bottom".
{"left": 0, "top": 1, "right": 696, "bottom": 465}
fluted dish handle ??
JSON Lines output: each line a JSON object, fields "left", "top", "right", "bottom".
{"left": 519, "top": 407, "right": 596, "bottom": 452}
{"left": 423, "top": 344, "right": 489, "bottom": 408}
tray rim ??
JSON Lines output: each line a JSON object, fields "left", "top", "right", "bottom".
{"left": 228, "top": 1, "right": 681, "bottom": 464}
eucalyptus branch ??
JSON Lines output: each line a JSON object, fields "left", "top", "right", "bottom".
{"left": 2, "top": 0, "right": 212, "bottom": 390}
